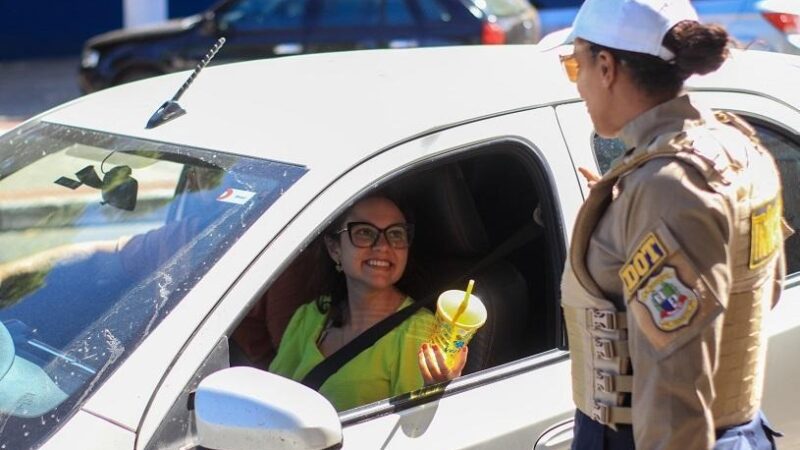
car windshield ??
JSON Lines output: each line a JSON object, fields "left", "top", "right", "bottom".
{"left": 0, "top": 121, "right": 306, "bottom": 449}
{"left": 470, "top": 0, "right": 529, "bottom": 16}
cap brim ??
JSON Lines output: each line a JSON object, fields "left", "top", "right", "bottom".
{"left": 536, "top": 27, "right": 575, "bottom": 53}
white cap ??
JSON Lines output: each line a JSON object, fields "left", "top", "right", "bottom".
{"left": 569, "top": 0, "right": 699, "bottom": 61}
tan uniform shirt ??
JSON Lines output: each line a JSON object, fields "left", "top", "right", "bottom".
{"left": 577, "top": 95, "right": 785, "bottom": 448}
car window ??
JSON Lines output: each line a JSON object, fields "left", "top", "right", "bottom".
{"left": 218, "top": 0, "right": 309, "bottom": 30}
{"left": 317, "top": 0, "right": 382, "bottom": 27}
{"left": 0, "top": 121, "right": 306, "bottom": 450}
{"left": 749, "top": 121, "right": 800, "bottom": 275}
{"left": 466, "top": 0, "right": 529, "bottom": 16}
{"left": 385, "top": 0, "right": 416, "bottom": 25}
{"left": 418, "top": 0, "right": 454, "bottom": 23}
{"left": 591, "top": 116, "right": 800, "bottom": 275}
{"left": 225, "top": 141, "right": 562, "bottom": 416}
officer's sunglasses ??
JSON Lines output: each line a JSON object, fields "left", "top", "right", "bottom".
{"left": 335, "top": 222, "right": 414, "bottom": 249}
{"left": 560, "top": 52, "right": 579, "bottom": 83}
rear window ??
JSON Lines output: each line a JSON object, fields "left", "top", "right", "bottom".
{"left": 467, "top": 0, "right": 529, "bottom": 16}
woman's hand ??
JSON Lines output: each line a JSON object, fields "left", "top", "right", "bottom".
{"left": 578, "top": 167, "right": 600, "bottom": 189}
{"left": 418, "top": 342, "right": 468, "bottom": 385}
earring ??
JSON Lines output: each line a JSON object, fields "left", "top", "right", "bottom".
{"left": 335, "top": 260, "right": 343, "bottom": 272}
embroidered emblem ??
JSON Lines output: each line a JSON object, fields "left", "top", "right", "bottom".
{"left": 636, "top": 266, "right": 698, "bottom": 331}
{"left": 750, "top": 197, "right": 782, "bottom": 269}
{"left": 619, "top": 232, "right": 667, "bottom": 297}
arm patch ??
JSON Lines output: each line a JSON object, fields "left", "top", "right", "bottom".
{"left": 619, "top": 232, "right": 667, "bottom": 297}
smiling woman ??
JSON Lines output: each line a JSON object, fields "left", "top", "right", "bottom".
{"left": 267, "top": 194, "right": 466, "bottom": 411}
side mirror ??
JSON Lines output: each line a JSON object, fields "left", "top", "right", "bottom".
{"left": 194, "top": 367, "right": 342, "bottom": 450}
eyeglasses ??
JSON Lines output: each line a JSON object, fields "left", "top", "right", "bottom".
{"left": 335, "top": 222, "right": 414, "bottom": 249}
{"left": 560, "top": 53, "right": 579, "bottom": 83}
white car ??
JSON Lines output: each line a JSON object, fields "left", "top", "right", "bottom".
{"left": 0, "top": 44, "right": 798, "bottom": 450}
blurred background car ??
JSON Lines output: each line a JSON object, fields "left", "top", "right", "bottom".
{"left": 79, "top": 0, "right": 541, "bottom": 93}
{"left": 534, "top": 0, "right": 800, "bottom": 55}
{"left": 756, "top": 0, "right": 800, "bottom": 54}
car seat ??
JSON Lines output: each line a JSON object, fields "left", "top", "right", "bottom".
{"left": 400, "top": 164, "right": 531, "bottom": 374}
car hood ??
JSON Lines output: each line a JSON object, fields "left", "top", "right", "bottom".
{"left": 86, "top": 15, "right": 202, "bottom": 49}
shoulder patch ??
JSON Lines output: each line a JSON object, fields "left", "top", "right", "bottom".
{"left": 636, "top": 266, "right": 698, "bottom": 332}
{"left": 619, "top": 232, "right": 667, "bottom": 297}
{"left": 750, "top": 197, "right": 782, "bottom": 269}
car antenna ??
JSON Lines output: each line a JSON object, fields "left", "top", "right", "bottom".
{"left": 146, "top": 37, "right": 226, "bottom": 129}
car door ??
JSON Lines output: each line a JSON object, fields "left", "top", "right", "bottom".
{"left": 134, "top": 106, "right": 584, "bottom": 450}
{"left": 556, "top": 90, "right": 800, "bottom": 447}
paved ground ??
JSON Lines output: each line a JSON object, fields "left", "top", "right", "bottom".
{"left": 0, "top": 57, "right": 82, "bottom": 133}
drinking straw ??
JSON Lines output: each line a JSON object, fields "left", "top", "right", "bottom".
{"left": 451, "top": 279, "right": 475, "bottom": 325}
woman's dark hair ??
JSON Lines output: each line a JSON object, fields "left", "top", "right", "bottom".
{"left": 588, "top": 20, "right": 730, "bottom": 98}
{"left": 313, "top": 189, "right": 414, "bottom": 327}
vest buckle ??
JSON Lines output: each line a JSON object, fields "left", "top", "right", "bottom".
{"left": 595, "top": 370, "right": 614, "bottom": 392}
{"left": 594, "top": 338, "right": 615, "bottom": 360}
{"left": 592, "top": 403, "right": 610, "bottom": 425}
{"left": 589, "top": 309, "right": 617, "bottom": 331}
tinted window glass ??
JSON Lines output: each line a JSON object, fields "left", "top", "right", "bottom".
{"left": 0, "top": 122, "right": 306, "bottom": 449}
{"left": 418, "top": 0, "right": 453, "bottom": 23}
{"left": 219, "top": 0, "right": 308, "bottom": 29}
{"left": 467, "top": 0, "right": 529, "bottom": 16}
{"left": 750, "top": 122, "right": 800, "bottom": 275}
{"left": 318, "top": 0, "right": 381, "bottom": 26}
{"left": 385, "top": 0, "right": 415, "bottom": 25}
{"left": 591, "top": 117, "right": 800, "bottom": 275}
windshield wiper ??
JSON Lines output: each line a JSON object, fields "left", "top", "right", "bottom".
{"left": 145, "top": 37, "right": 226, "bottom": 129}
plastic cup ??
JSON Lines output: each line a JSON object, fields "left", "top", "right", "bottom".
{"left": 428, "top": 289, "right": 487, "bottom": 367}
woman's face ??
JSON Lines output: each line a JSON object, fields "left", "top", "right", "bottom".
{"left": 574, "top": 39, "right": 617, "bottom": 138}
{"left": 327, "top": 197, "right": 409, "bottom": 293}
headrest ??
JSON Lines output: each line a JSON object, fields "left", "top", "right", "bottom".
{"left": 404, "top": 164, "right": 490, "bottom": 258}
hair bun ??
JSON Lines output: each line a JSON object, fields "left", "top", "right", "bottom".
{"left": 664, "top": 20, "right": 730, "bottom": 76}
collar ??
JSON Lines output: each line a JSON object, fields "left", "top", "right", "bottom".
{"left": 617, "top": 94, "right": 702, "bottom": 151}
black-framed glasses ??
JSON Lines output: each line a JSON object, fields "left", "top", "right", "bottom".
{"left": 335, "top": 221, "right": 415, "bottom": 249}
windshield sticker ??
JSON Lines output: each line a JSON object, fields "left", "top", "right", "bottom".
{"left": 217, "top": 188, "right": 255, "bottom": 205}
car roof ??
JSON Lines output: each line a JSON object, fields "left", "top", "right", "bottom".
{"left": 43, "top": 45, "right": 800, "bottom": 172}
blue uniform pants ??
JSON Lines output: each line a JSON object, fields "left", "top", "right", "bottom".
{"left": 571, "top": 409, "right": 780, "bottom": 449}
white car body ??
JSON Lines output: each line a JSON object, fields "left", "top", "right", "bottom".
{"left": 0, "top": 45, "right": 798, "bottom": 450}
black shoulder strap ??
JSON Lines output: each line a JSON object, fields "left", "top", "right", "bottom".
{"left": 300, "top": 220, "right": 542, "bottom": 391}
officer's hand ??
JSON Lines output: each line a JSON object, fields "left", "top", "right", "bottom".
{"left": 418, "top": 342, "right": 467, "bottom": 385}
{"left": 578, "top": 167, "right": 601, "bottom": 189}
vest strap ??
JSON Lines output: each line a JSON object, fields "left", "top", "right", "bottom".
{"left": 595, "top": 371, "right": 634, "bottom": 394}
{"left": 587, "top": 309, "right": 627, "bottom": 331}
{"left": 591, "top": 403, "right": 633, "bottom": 426}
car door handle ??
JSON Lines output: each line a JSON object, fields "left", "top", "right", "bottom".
{"left": 534, "top": 419, "right": 574, "bottom": 450}
{"left": 274, "top": 43, "right": 303, "bottom": 55}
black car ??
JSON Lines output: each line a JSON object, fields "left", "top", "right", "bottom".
{"left": 79, "top": 0, "right": 540, "bottom": 93}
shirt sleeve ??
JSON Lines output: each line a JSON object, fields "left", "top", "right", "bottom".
{"left": 620, "top": 159, "right": 732, "bottom": 450}
{"left": 268, "top": 302, "right": 314, "bottom": 378}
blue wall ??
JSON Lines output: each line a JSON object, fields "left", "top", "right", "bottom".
{"left": 0, "top": 1, "right": 122, "bottom": 60}
{"left": 0, "top": 0, "right": 215, "bottom": 60}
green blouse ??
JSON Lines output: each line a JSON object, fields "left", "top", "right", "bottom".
{"left": 269, "top": 296, "right": 436, "bottom": 411}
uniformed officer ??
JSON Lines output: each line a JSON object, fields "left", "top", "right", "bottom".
{"left": 556, "top": 0, "right": 791, "bottom": 448}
